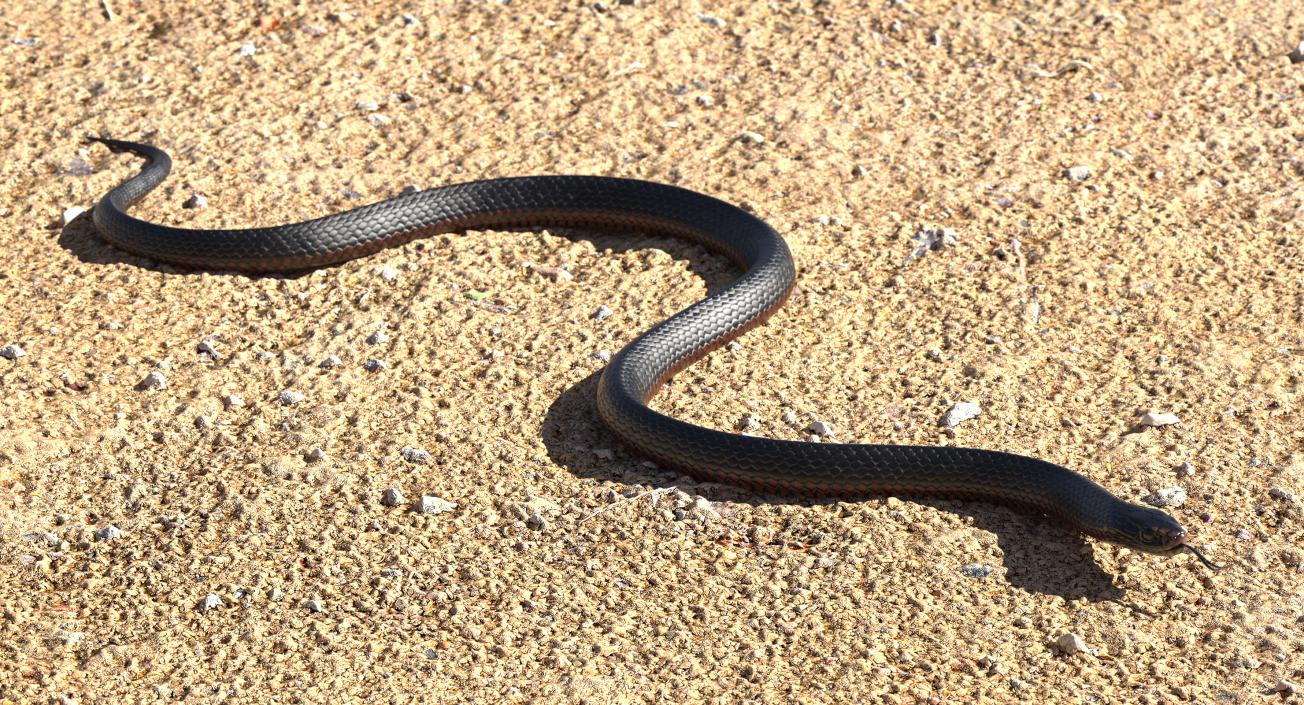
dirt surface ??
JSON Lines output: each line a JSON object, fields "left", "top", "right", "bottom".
{"left": 1, "top": 0, "right": 1303, "bottom": 703}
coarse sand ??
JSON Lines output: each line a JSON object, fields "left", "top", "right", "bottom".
{"left": 1, "top": 0, "right": 1303, "bottom": 703}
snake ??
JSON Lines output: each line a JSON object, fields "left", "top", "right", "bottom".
{"left": 87, "top": 137, "right": 1215, "bottom": 569}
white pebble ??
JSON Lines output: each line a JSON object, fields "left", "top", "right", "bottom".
{"left": 0, "top": 344, "right": 26, "bottom": 359}
{"left": 319, "top": 355, "right": 343, "bottom": 369}
{"left": 363, "top": 359, "right": 388, "bottom": 371}
{"left": 1064, "top": 166, "right": 1092, "bottom": 181}
{"left": 1057, "top": 633, "right": 1094, "bottom": 656}
{"left": 940, "top": 402, "right": 982, "bottom": 427}
{"left": 418, "top": 496, "right": 456, "bottom": 515}
{"left": 379, "top": 266, "right": 398, "bottom": 281}
{"left": 1142, "top": 487, "right": 1187, "bottom": 508}
{"left": 589, "top": 350, "right": 611, "bottom": 362}
{"left": 305, "top": 448, "right": 326, "bottom": 463}
{"left": 199, "top": 593, "right": 225, "bottom": 611}
{"left": 739, "top": 131, "right": 765, "bottom": 144}
{"left": 366, "top": 331, "right": 389, "bottom": 345}
{"left": 223, "top": 394, "right": 244, "bottom": 408}
{"left": 1140, "top": 412, "right": 1180, "bottom": 427}
{"left": 61, "top": 207, "right": 84, "bottom": 225}
{"left": 382, "top": 488, "right": 407, "bottom": 506}
{"left": 305, "top": 600, "right": 324, "bottom": 613}
{"left": 139, "top": 371, "right": 167, "bottom": 390}
{"left": 278, "top": 391, "right": 306, "bottom": 405}
{"left": 805, "top": 421, "right": 836, "bottom": 438}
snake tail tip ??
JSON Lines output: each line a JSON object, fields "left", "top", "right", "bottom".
{"left": 1184, "top": 543, "right": 1222, "bottom": 571}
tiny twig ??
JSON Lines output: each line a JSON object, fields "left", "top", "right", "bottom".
{"left": 579, "top": 485, "right": 680, "bottom": 524}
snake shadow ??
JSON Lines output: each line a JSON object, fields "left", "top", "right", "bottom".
{"left": 541, "top": 368, "right": 1129, "bottom": 604}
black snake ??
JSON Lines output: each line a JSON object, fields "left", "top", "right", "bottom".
{"left": 87, "top": 137, "right": 1214, "bottom": 569}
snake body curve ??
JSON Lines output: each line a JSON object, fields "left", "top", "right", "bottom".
{"left": 88, "top": 137, "right": 1207, "bottom": 564}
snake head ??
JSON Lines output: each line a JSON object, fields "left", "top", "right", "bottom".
{"left": 1121, "top": 507, "right": 1188, "bottom": 556}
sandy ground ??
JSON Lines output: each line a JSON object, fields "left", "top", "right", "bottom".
{"left": 0, "top": 0, "right": 1303, "bottom": 703}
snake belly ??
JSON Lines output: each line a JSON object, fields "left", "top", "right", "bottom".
{"left": 87, "top": 137, "right": 1195, "bottom": 559}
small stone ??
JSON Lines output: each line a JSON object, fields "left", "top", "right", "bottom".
{"left": 366, "top": 331, "right": 389, "bottom": 345}
{"left": 199, "top": 593, "right": 224, "bottom": 611}
{"left": 1234, "top": 528, "right": 1253, "bottom": 540}
{"left": 1139, "top": 412, "right": 1180, "bottom": 427}
{"left": 305, "top": 600, "right": 324, "bottom": 613}
{"left": 780, "top": 412, "right": 797, "bottom": 424}
{"left": 94, "top": 525, "right": 125, "bottom": 541}
{"left": 592, "top": 305, "right": 614, "bottom": 320}
{"left": 1064, "top": 166, "right": 1092, "bottom": 181}
{"left": 381, "top": 488, "right": 407, "bottom": 506}
{"left": 138, "top": 371, "right": 167, "bottom": 390}
{"left": 238, "top": 42, "right": 256, "bottom": 57}
{"left": 256, "top": 351, "right": 276, "bottom": 361}
{"left": 695, "top": 12, "right": 725, "bottom": 29}
{"left": 400, "top": 13, "right": 420, "bottom": 25}
{"left": 223, "top": 394, "right": 244, "bottom": 408}
{"left": 527, "top": 513, "right": 550, "bottom": 531}
{"left": 100, "top": 322, "right": 121, "bottom": 330}
{"left": 1086, "top": 91, "right": 1103, "bottom": 102}
{"left": 182, "top": 194, "right": 207, "bottom": 209}
{"left": 1176, "top": 461, "right": 1194, "bottom": 476}
{"left": 1110, "top": 149, "right": 1132, "bottom": 159}
{"left": 196, "top": 339, "right": 221, "bottom": 359}
{"left": 959, "top": 564, "right": 993, "bottom": 578}
{"left": 278, "top": 391, "right": 305, "bottom": 405}
{"left": 356, "top": 100, "right": 379, "bottom": 112}
{"left": 529, "top": 265, "right": 573, "bottom": 282}
{"left": 305, "top": 448, "right": 326, "bottom": 463}
{"left": 61, "top": 206, "right": 85, "bottom": 225}
{"left": 1142, "top": 487, "right": 1187, "bottom": 508}
{"left": 400, "top": 447, "right": 432, "bottom": 463}
{"left": 1057, "top": 633, "right": 1094, "bottom": 656}
{"left": 319, "top": 355, "right": 343, "bottom": 369}
{"left": 728, "top": 341, "right": 742, "bottom": 351}
{"left": 852, "top": 165, "right": 868, "bottom": 177}
{"left": 195, "top": 415, "right": 213, "bottom": 430}
{"left": 740, "top": 416, "right": 760, "bottom": 431}
{"left": 1289, "top": 42, "right": 1304, "bottom": 65}
{"left": 418, "top": 496, "right": 456, "bottom": 515}
{"left": 1, "top": 344, "right": 28, "bottom": 359}
{"left": 1200, "top": 513, "right": 1214, "bottom": 523}
{"left": 739, "top": 131, "right": 765, "bottom": 144}
{"left": 362, "top": 359, "right": 388, "bottom": 371}
{"left": 1269, "top": 488, "right": 1297, "bottom": 502}
{"left": 589, "top": 350, "right": 611, "bottom": 362}
{"left": 805, "top": 421, "right": 835, "bottom": 438}
{"left": 984, "top": 336, "right": 1002, "bottom": 344}
{"left": 379, "top": 266, "right": 398, "bottom": 282}
{"left": 940, "top": 402, "right": 982, "bottom": 427}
